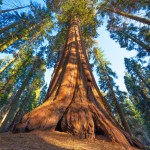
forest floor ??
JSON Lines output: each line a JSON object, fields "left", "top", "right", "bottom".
{"left": 0, "top": 130, "right": 139, "bottom": 150}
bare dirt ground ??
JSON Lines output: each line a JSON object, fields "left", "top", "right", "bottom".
{"left": 0, "top": 130, "right": 138, "bottom": 150}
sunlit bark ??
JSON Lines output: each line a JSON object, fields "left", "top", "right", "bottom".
{"left": 0, "top": 36, "right": 19, "bottom": 52}
{"left": 12, "top": 17, "right": 143, "bottom": 149}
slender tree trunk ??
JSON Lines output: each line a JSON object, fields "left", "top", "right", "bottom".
{"left": 103, "top": 68, "right": 132, "bottom": 136}
{"left": 12, "top": 17, "right": 143, "bottom": 149}
{"left": 0, "top": 36, "right": 18, "bottom": 52}
{"left": 0, "top": 56, "right": 17, "bottom": 74}
{"left": 135, "top": 70, "right": 150, "bottom": 90}
{"left": 0, "top": 32, "right": 41, "bottom": 74}
{"left": 0, "top": 61, "right": 36, "bottom": 132}
{"left": 122, "top": 32, "right": 150, "bottom": 53}
{"left": 0, "top": 19, "right": 47, "bottom": 52}
{"left": 0, "top": 56, "right": 29, "bottom": 95}
{"left": 0, "top": 22, "right": 20, "bottom": 34}
{"left": 102, "top": 96, "right": 122, "bottom": 127}
{"left": 111, "top": 92, "right": 132, "bottom": 135}
{"left": 0, "top": 5, "right": 29, "bottom": 14}
{"left": 9, "top": 107, "right": 22, "bottom": 131}
{"left": 9, "top": 90, "right": 33, "bottom": 131}
{"left": 104, "top": 7, "right": 150, "bottom": 25}
{"left": 0, "top": 106, "right": 8, "bottom": 123}
{"left": 140, "top": 89, "right": 150, "bottom": 103}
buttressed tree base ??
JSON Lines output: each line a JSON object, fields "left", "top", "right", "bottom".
{"left": 12, "top": 18, "right": 144, "bottom": 149}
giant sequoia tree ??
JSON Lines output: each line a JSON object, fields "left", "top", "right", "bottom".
{"left": 12, "top": 17, "right": 143, "bottom": 149}
{"left": 1, "top": 0, "right": 149, "bottom": 149}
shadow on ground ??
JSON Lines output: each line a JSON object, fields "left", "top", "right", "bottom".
{"left": 0, "top": 130, "right": 138, "bottom": 150}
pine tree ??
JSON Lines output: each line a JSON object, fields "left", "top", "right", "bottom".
{"left": 124, "top": 73, "right": 150, "bottom": 135}
{"left": 0, "top": 55, "right": 46, "bottom": 132}
{"left": 98, "top": 0, "right": 150, "bottom": 25}
{"left": 106, "top": 19, "right": 150, "bottom": 57}
{"left": 124, "top": 58, "right": 150, "bottom": 90}
{"left": 93, "top": 47, "right": 132, "bottom": 136}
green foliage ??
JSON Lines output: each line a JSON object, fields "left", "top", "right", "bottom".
{"left": 98, "top": 0, "right": 150, "bottom": 17}
{"left": 93, "top": 47, "right": 150, "bottom": 143}
{"left": 106, "top": 18, "right": 150, "bottom": 57}
{"left": 124, "top": 59, "right": 150, "bottom": 136}
{"left": 93, "top": 47, "right": 120, "bottom": 116}
{"left": 122, "top": 98, "right": 150, "bottom": 145}
{"left": 97, "top": 0, "right": 150, "bottom": 58}
{"left": 46, "top": 0, "right": 100, "bottom": 50}
{"left": 0, "top": 2, "right": 53, "bottom": 53}
{"left": 124, "top": 58, "right": 150, "bottom": 90}
{"left": 93, "top": 47, "right": 117, "bottom": 92}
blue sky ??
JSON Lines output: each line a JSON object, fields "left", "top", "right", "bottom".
{"left": 95, "top": 25, "right": 137, "bottom": 91}
{"left": 0, "top": 0, "right": 138, "bottom": 92}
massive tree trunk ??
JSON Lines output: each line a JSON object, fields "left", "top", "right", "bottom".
{"left": 12, "top": 17, "right": 143, "bottom": 149}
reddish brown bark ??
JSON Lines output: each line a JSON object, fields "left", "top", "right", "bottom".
{"left": 12, "top": 17, "right": 144, "bottom": 149}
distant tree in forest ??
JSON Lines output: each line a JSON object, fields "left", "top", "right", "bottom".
{"left": 0, "top": 53, "right": 46, "bottom": 132}
{"left": 106, "top": 19, "right": 150, "bottom": 57}
{"left": 124, "top": 58, "right": 150, "bottom": 90}
{"left": 97, "top": 0, "right": 150, "bottom": 58}
{"left": 0, "top": 2, "right": 53, "bottom": 52}
{"left": 116, "top": 87, "right": 150, "bottom": 146}
{"left": 98, "top": 0, "right": 150, "bottom": 25}
{"left": 93, "top": 47, "right": 132, "bottom": 135}
{"left": 124, "top": 59, "right": 150, "bottom": 135}
{"left": 93, "top": 47, "right": 150, "bottom": 145}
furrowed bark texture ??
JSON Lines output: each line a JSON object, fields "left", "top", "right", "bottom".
{"left": 12, "top": 18, "right": 144, "bottom": 149}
